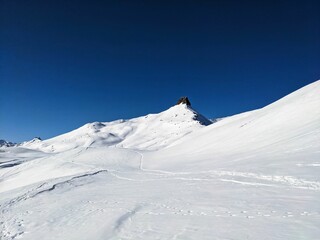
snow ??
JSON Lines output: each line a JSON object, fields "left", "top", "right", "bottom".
{"left": 20, "top": 104, "right": 211, "bottom": 153}
{"left": 1, "top": 80, "right": 320, "bottom": 239}
{"left": 0, "top": 140, "right": 16, "bottom": 148}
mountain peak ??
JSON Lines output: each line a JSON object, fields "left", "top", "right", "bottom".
{"left": 176, "top": 97, "right": 191, "bottom": 106}
{"left": 20, "top": 99, "right": 212, "bottom": 152}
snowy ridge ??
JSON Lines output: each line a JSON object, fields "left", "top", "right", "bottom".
{"left": 0, "top": 140, "right": 16, "bottom": 148}
{"left": 20, "top": 104, "right": 211, "bottom": 153}
{"left": 144, "top": 80, "right": 320, "bottom": 174}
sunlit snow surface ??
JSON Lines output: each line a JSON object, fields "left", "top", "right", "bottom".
{"left": 1, "top": 81, "right": 320, "bottom": 239}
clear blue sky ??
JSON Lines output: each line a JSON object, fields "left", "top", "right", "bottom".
{"left": 1, "top": 0, "right": 319, "bottom": 142}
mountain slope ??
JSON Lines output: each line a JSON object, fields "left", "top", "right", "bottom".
{"left": 21, "top": 104, "right": 211, "bottom": 152}
{"left": 0, "top": 140, "right": 16, "bottom": 148}
{"left": 1, "top": 81, "right": 319, "bottom": 240}
{"left": 144, "top": 80, "right": 320, "bottom": 177}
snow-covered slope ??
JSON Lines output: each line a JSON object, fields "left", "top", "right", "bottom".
{"left": 1, "top": 81, "right": 319, "bottom": 240}
{"left": 21, "top": 104, "right": 211, "bottom": 152}
{"left": 144, "top": 80, "right": 320, "bottom": 176}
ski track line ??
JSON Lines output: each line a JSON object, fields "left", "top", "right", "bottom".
{"left": 126, "top": 148, "right": 320, "bottom": 191}
{"left": 211, "top": 170, "right": 320, "bottom": 191}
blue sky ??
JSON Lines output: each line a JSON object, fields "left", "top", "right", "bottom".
{"left": 1, "top": 0, "right": 319, "bottom": 142}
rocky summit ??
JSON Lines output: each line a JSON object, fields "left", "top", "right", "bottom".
{"left": 176, "top": 96, "right": 191, "bottom": 106}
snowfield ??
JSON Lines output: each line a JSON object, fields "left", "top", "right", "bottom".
{"left": 1, "top": 81, "right": 320, "bottom": 240}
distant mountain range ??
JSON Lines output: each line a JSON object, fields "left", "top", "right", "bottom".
{"left": 0, "top": 139, "right": 16, "bottom": 148}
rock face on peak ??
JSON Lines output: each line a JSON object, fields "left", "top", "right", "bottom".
{"left": 177, "top": 97, "right": 191, "bottom": 106}
{"left": 176, "top": 97, "right": 211, "bottom": 126}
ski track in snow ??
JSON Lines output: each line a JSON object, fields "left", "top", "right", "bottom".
{"left": 1, "top": 152, "right": 320, "bottom": 239}
{"left": 1, "top": 149, "right": 320, "bottom": 239}
{"left": 134, "top": 149, "right": 320, "bottom": 191}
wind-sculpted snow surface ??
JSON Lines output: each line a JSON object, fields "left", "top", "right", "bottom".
{"left": 0, "top": 80, "right": 320, "bottom": 239}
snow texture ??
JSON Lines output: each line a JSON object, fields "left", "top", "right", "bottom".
{"left": 0, "top": 80, "right": 320, "bottom": 240}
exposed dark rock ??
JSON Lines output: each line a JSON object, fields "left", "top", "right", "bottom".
{"left": 176, "top": 97, "right": 191, "bottom": 106}
{"left": 193, "top": 113, "right": 213, "bottom": 126}
{"left": 26, "top": 137, "right": 42, "bottom": 144}
{"left": 0, "top": 139, "right": 16, "bottom": 147}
